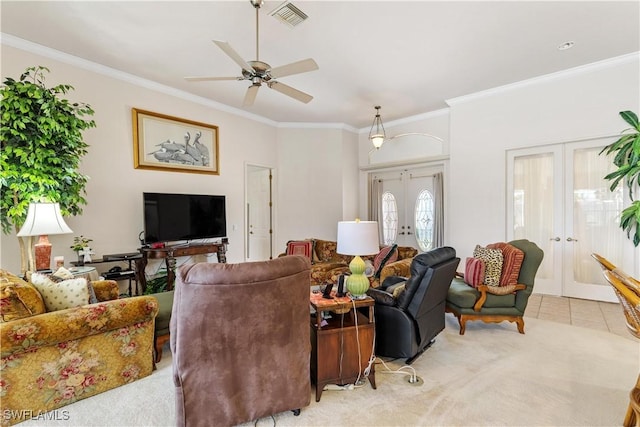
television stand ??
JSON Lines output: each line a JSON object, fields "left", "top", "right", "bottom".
{"left": 136, "top": 239, "right": 228, "bottom": 292}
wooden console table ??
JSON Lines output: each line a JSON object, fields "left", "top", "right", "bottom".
{"left": 136, "top": 239, "right": 228, "bottom": 292}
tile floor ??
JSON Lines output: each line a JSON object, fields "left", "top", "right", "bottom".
{"left": 525, "top": 293, "right": 634, "bottom": 340}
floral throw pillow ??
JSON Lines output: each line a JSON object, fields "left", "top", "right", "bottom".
{"left": 30, "top": 273, "right": 90, "bottom": 312}
{"left": 472, "top": 245, "right": 503, "bottom": 287}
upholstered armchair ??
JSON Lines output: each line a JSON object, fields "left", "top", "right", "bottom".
{"left": 367, "top": 247, "right": 460, "bottom": 364}
{"left": 170, "top": 256, "right": 311, "bottom": 427}
{"left": 446, "top": 239, "right": 543, "bottom": 335}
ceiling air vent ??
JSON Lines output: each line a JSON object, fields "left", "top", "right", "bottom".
{"left": 269, "top": 1, "right": 308, "bottom": 27}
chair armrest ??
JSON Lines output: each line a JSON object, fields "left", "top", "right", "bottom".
{"left": 367, "top": 288, "right": 396, "bottom": 307}
{"left": 473, "top": 284, "right": 526, "bottom": 311}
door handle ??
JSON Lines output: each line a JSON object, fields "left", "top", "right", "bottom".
{"left": 399, "top": 232, "right": 405, "bottom": 235}
{"left": 550, "top": 237, "right": 560, "bottom": 241}
{"left": 407, "top": 232, "right": 413, "bottom": 235}
{"left": 566, "top": 237, "right": 578, "bottom": 242}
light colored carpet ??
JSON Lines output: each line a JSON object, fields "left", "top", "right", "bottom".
{"left": 21, "top": 315, "right": 639, "bottom": 426}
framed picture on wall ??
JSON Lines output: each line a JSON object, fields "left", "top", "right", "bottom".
{"left": 132, "top": 108, "right": 219, "bottom": 175}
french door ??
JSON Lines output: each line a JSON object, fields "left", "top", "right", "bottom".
{"left": 507, "top": 139, "right": 634, "bottom": 302}
{"left": 374, "top": 166, "right": 441, "bottom": 251}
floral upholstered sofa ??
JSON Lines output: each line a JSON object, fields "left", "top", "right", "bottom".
{"left": 0, "top": 269, "right": 158, "bottom": 426}
{"left": 280, "top": 239, "right": 418, "bottom": 288}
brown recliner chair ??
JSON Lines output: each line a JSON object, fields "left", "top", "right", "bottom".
{"left": 170, "top": 256, "right": 311, "bottom": 427}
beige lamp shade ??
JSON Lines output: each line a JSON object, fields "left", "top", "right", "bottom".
{"left": 17, "top": 203, "right": 73, "bottom": 237}
{"left": 17, "top": 203, "right": 73, "bottom": 271}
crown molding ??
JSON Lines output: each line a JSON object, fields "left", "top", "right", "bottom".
{"left": 277, "top": 121, "right": 359, "bottom": 133}
{"left": 446, "top": 51, "right": 640, "bottom": 106}
{"left": 1, "top": 33, "right": 280, "bottom": 127}
{"left": 357, "top": 107, "right": 450, "bottom": 135}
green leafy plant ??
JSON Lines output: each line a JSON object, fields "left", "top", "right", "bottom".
{"left": 143, "top": 273, "right": 168, "bottom": 295}
{"left": 0, "top": 66, "right": 96, "bottom": 272}
{"left": 600, "top": 111, "right": 640, "bottom": 246}
{"left": 70, "top": 235, "right": 93, "bottom": 252}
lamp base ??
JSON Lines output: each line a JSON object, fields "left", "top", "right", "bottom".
{"left": 34, "top": 235, "right": 52, "bottom": 271}
{"left": 346, "top": 255, "right": 370, "bottom": 299}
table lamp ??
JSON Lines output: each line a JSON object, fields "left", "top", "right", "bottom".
{"left": 17, "top": 202, "right": 73, "bottom": 271}
{"left": 337, "top": 219, "right": 380, "bottom": 299}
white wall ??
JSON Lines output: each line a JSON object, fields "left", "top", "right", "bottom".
{"left": 1, "top": 45, "right": 279, "bottom": 273}
{"left": 275, "top": 127, "right": 358, "bottom": 251}
{"left": 447, "top": 54, "right": 640, "bottom": 261}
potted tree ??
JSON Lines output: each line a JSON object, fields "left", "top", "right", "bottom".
{"left": 600, "top": 111, "right": 640, "bottom": 246}
{"left": 0, "top": 66, "right": 96, "bottom": 273}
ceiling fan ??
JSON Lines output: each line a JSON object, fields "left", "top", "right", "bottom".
{"left": 185, "top": 0, "right": 319, "bottom": 107}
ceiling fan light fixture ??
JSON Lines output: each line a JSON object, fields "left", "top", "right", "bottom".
{"left": 368, "top": 106, "right": 386, "bottom": 149}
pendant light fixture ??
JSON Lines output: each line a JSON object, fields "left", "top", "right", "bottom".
{"left": 368, "top": 105, "right": 386, "bottom": 149}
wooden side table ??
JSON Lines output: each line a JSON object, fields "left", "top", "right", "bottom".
{"left": 309, "top": 292, "right": 376, "bottom": 402}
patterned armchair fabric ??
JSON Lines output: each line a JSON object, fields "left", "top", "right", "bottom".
{"left": 0, "top": 270, "right": 158, "bottom": 426}
{"left": 280, "top": 239, "right": 418, "bottom": 287}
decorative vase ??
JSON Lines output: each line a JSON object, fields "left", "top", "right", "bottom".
{"left": 76, "top": 251, "right": 85, "bottom": 266}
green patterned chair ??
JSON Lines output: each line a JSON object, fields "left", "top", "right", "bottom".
{"left": 445, "top": 239, "right": 543, "bottom": 335}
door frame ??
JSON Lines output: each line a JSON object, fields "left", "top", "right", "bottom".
{"left": 244, "top": 162, "right": 276, "bottom": 261}
{"left": 507, "top": 139, "right": 639, "bottom": 301}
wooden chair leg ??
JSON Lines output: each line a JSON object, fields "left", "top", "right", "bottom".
{"left": 154, "top": 334, "right": 170, "bottom": 363}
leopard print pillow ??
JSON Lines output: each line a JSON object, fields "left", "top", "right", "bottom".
{"left": 472, "top": 245, "right": 504, "bottom": 287}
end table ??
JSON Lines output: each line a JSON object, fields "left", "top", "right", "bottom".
{"left": 309, "top": 291, "right": 376, "bottom": 402}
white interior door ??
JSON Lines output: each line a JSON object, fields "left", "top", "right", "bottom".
{"left": 246, "top": 165, "right": 272, "bottom": 261}
{"left": 507, "top": 139, "right": 633, "bottom": 302}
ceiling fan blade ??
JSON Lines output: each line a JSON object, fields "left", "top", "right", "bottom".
{"left": 212, "top": 40, "right": 255, "bottom": 72}
{"left": 268, "top": 81, "right": 313, "bottom": 104}
{"left": 269, "top": 58, "right": 319, "bottom": 79}
{"left": 185, "top": 76, "right": 241, "bottom": 82}
{"left": 243, "top": 84, "right": 260, "bottom": 107}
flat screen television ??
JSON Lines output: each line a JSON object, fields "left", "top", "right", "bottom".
{"left": 143, "top": 192, "right": 227, "bottom": 244}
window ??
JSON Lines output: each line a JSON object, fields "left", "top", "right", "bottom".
{"left": 414, "top": 189, "right": 434, "bottom": 251}
{"left": 381, "top": 191, "right": 398, "bottom": 245}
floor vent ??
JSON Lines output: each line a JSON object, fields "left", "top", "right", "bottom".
{"left": 269, "top": 1, "right": 308, "bottom": 27}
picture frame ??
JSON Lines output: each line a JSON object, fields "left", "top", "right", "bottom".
{"left": 132, "top": 108, "right": 219, "bottom": 175}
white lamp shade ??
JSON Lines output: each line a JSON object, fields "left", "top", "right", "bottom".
{"left": 337, "top": 220, "right": 380, "bottom": 256}
{"left": 17, "top": 203, "right": 73, "bottom": 236}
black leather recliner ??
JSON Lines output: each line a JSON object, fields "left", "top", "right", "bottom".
{"left": 367, "top": 246, "right": 460, "bottom": 364}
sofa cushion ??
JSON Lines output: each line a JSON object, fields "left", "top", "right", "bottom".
{"left": 30, "top": 273, "right": 91, "bottom": 312}
{"left": 286, "top": 240, "right": 314, "bottom": 262}
{"left": 0, "top": 270, "right": 46, "bottom": 322}
{"left": 313, "top": 239, "right": 337, "bottom": 263}
{"left": 472, "top": 245, "right": 503, "bottom": 286}
{"left": 464, "top": 257, "right": 485, "bottom": 288}
{"left": 487, "top": 242, "right": 525, "bottom": 287}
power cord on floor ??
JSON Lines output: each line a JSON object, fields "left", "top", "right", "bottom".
{"left": 376, "top": 357, "right": 423, "bottom": 385}
{"left": 253, "top": 415, "right": 275, "bottom": 427}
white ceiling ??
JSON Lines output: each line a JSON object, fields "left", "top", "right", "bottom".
{"left": 1, "top": 1, "right": 639, "bottom": 129}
